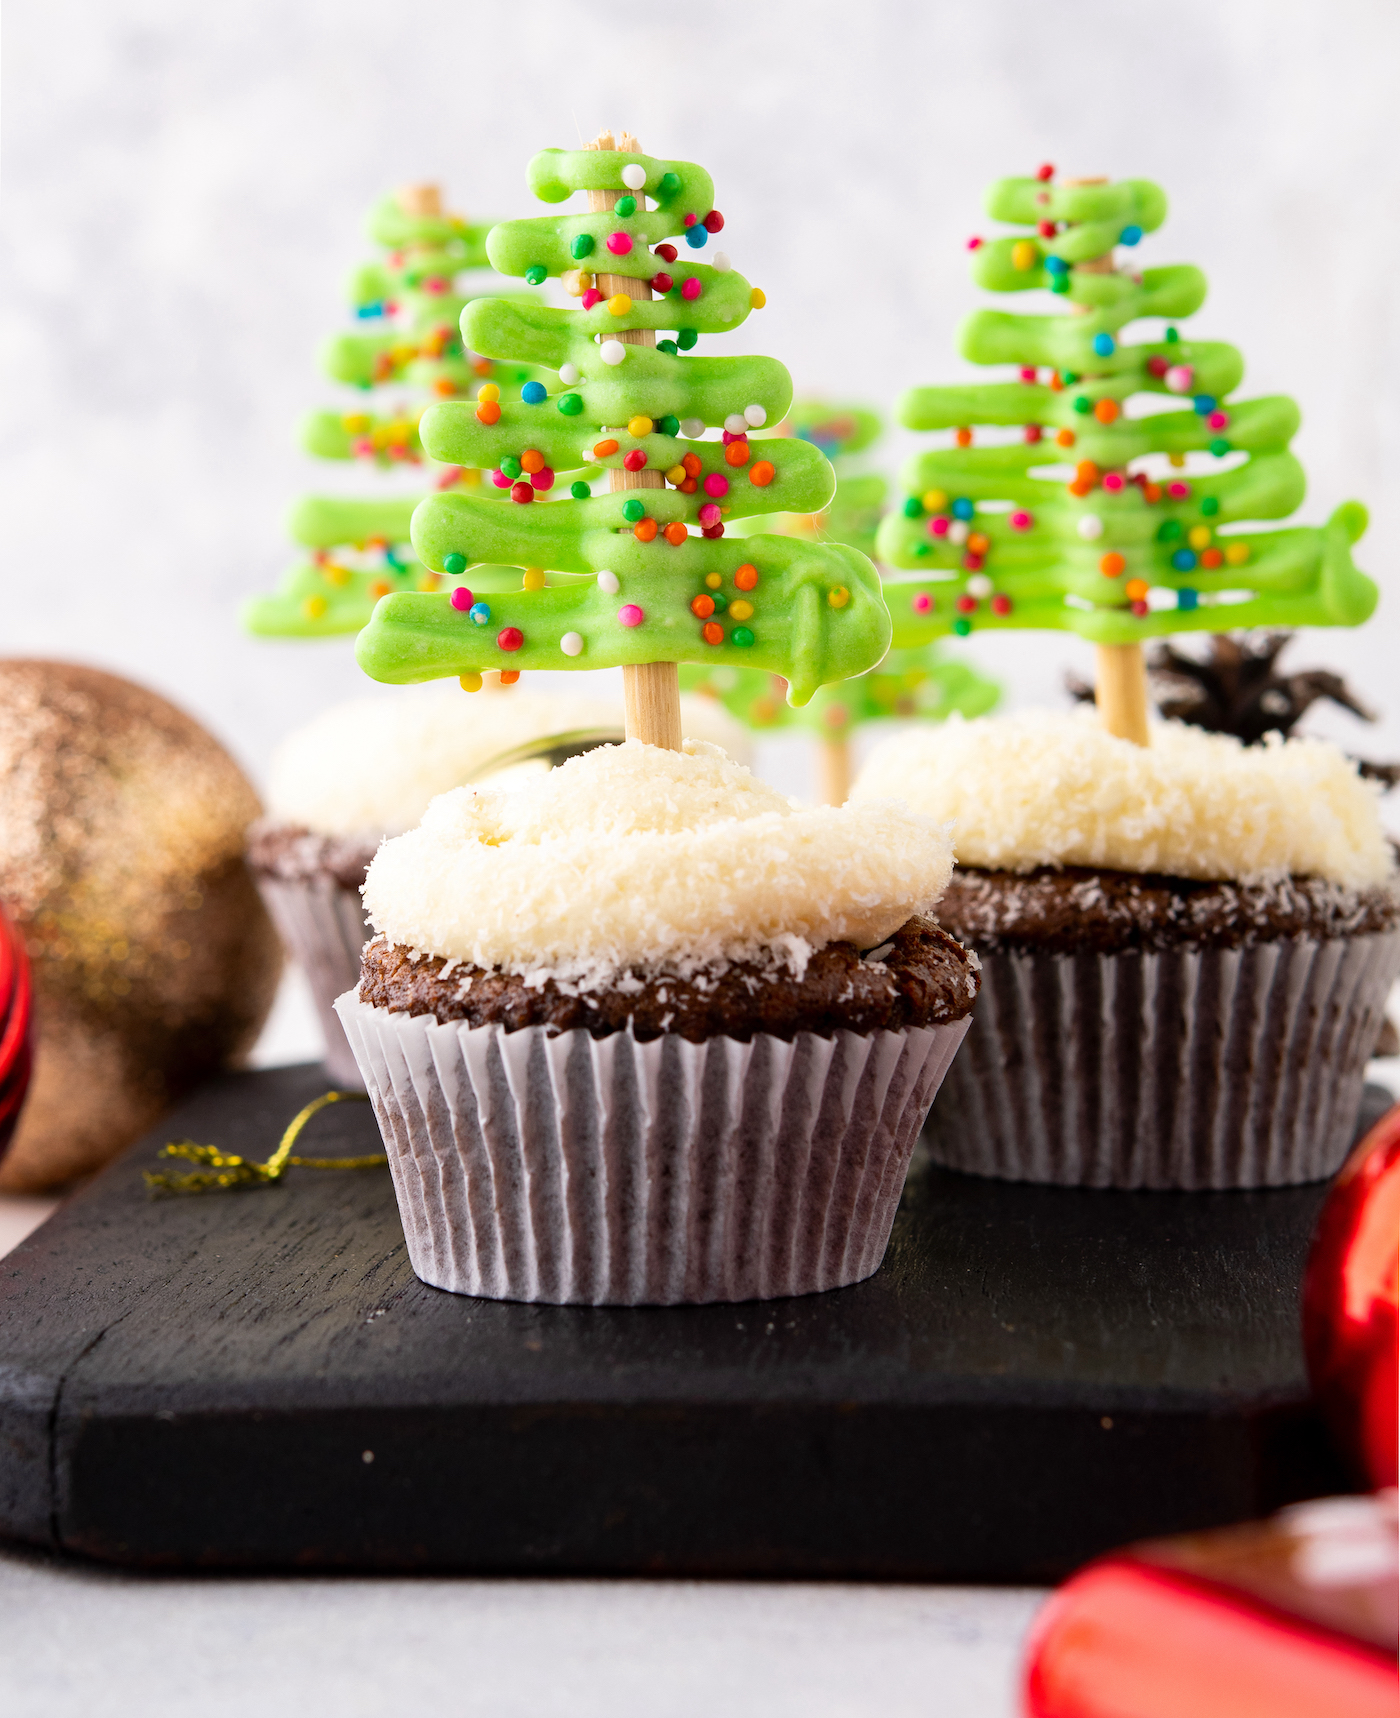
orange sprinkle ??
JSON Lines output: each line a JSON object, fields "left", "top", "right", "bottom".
{"left": 749, "top": 460, "right": 775, "bottom": 487}
{"left": 432, "top": 378, "right": 456, "bottom": 397}
{"left": 369, "top": 579, "right": 391, "bottom": 599}
{"left": 682, "top": 452, "right": 703, "bottom": 478}
{"left": 1076, "top": 460, "right": 1099, "bottom": 485}
{"left": 475, "top": 400, "right": 501, "bottom": 425}
{"left": 498, "top": 670, "right": 521, "bottom": 685}
{"left": 1100, "top": 552, "right": 1126, "bottom": 577}
{"left": 472, "top": 358, "right": 493, "bottom": 376}
{"left": 725, "top": 440, "right": 750, "bottom": 467}
{"left": 594, "top": 438, "right": 619, "bottom": 457}
{"left": 1048, "top": 374, "right": 1065, "bottom": 393}
{"left": 1124, "top": 578, "right": 1149, "bottom": 600}
{"left": 520, "top": 449, "right": 545, "bottom": 474}
{"left": 734, "top": 564, "right": 759, "bottom": 591}
{"left": 1067, "top": 478, "right": 1093, "bottom": 498}
{"left": 680, "top": 477, "right": 698, "bottom": 494}
{"left": 691, "top": 593, "right": 716, "bottom": 618}
{"left": 702, "top": 620, "right": 724, "bottom": 646}
{"left": 1200, "top": 547, "right": 1223, "bottom": 569}
{"left": 664, "top": 521, "right": 688, "bottom": 545}
{"left": 955, "top": 427, "right": 973, "bottom": 448}
{"left": 1144, "top": 483, "right": 1162, "bottom": 503}
{"left": 1094, "top": 398, "right": 1120, "bottom": 424}
{"left": 968, "top": 533, "right": 990, "bottom": 556}
{"left": 633, "top": 518, "right": 658, "bottom": 542}
{"left": 1056, "top": 429, "right": 1076, "bottom": 448}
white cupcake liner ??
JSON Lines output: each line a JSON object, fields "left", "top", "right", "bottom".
{"left": 256, "top": 876, "right": 372, "bottom": 1087}
{"left": 333, "top": 993, "right": 971, "bottom": 1305}
{"left": 925, "top": 930, "right": 1400, "bottom": 1190}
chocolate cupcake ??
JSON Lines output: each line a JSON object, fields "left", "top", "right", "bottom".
{"left": 854, "top": 712, "right": 1400, "bottom": 1189}
{"left": 334, "top": 740, "right": 977, "bottom": 1305}
{"left": 252, "top": 686, "right": 745, "bottom": 1083}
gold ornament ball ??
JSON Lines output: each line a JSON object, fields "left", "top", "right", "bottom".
{"left": 0, "top": 661, "right": 283, "bottom": 1192}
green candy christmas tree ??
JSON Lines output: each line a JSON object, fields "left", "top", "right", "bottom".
{"left": 876, "top": 168, "right": 1377, "bottom": 741}
{"left": 354, "top": 133, "right": 890, "bottom": 735}
{"left": 244, "top": 184, "right": 544, "bottom": 639}
{"left": 683, "top": 401, "right": 998, "bottom": 800}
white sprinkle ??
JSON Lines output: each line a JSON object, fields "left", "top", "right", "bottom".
{"left": 680, "top": 417, "right": 705, "bottom": 438}
{"left": 560, "top": 631, "right": 584, "bottom": 656}
{"left": 599, "top": 339, "right": 626, "bottom": 366}
{"left": 560, "top": 271, "right": 585, "bottom": 298}
{"left": 559, "top": 362, "right": 580, "bottom": 385}
{"left": 621, "top": 163, "right": 647, "bottom": 190}
{"left": 597, "top": 570, "right": 620, "bottom": 594}
{"left": 947, "top": 520, "right": 969, "bottom": 546}
{"left": 966, "top": 573, "right": 993, "bottom": 599}
{"left": 712, "top": 251, "right": 732, "bottom": 273}
{"left": 744, "top": 404, "right": 767, "bottom": 427}
{"left": 724, "top": 412, "right": 748, "bottom": 435}
{"left": 1077, "top": 514, "right": 1104, "bottom": 540}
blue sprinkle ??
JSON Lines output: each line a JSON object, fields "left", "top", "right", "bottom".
{"left": 1193, "top": 394, "right": 1217, "bottom": 416}
{"left": 951, "top": 497, "right": 975, "bottom": 521}
{"left": 1044, "top": 255, "right": 1069, "bottom": 276}
{"left": 1170, "top": 549, "right": 1198, "bottom": 573}
{"left": 1177, "top": 587, "right": 1199, "bottom": 611}
{"left": 521, "top": 381, "right": 547, "bottom": 405}
{"left": 469, "top": 602, "right": 491, "bottom": 625}
{"left": 1119, "top": 224, "right": 1143, "bottom": 246}
{"left": 684, "top": 225, "right": 708, "bottom": 249}
{"left": 384, "top": 548, "right": 404, "bottom": 570}
{"left": 355, "top": 301, "right": 386, "bottom": 319}
{"left": 1092, "top": 333, "right": 1116, "bottom": 358}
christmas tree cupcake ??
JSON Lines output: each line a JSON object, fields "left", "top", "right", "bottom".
{"left": 855, "top": 167, "right": 1398, "bottom": 1190}
{"left": 334, "top": 134, "right": 976, "bottom": 1305}
{"left": 682, "top": 402, "right": 999, "bottom": 803}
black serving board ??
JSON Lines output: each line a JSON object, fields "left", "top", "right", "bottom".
{"left": 0, "top": 1063, "right": 1379, "bottom": 1579}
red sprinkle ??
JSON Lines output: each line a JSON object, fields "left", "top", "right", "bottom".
{"left": 510, "top": 481, "right": 534, "bottom": 504}
{"left": 683, "top": 212, "right": 697, "bottom": 226}
{"left": 703, "top": 209, "right": 724, "bottom": 233}
{"left": 1023, "top": 425, "right": 1043, "bottom": 444}
{"left": 1147, "top": 356, "right": 1169, "bottom": 378}
{"left": 1037, "top": 221, "right": 1056, "bottom": 238}
{"left": 991, "top": 594, "right": 1012, "bottom": 616}
{"left": 1036, "top": 163, "right": 1054, "bottom": 181}
{"left": 623, "top": 449, "right": 647, "bottom": 472}
{"left": 955, "top": 594, "right": 977, "bottom": 614}
{"left": 654, "top": 243, "right": 678, "bottom": 262}
{"left": 497, "top": 626, "right": 524, "bottom": 651}
{"left": 651, "top": 272, "right": 674, "bottom": 293}
{"left": 966, "top": 236, "right": 983, "bottom": 250}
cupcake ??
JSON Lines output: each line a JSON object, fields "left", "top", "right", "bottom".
{"left": 250, "top": 684, "right": 746, "bottom": 1083}
{"left": 853, "top": 711, "right": 1400, "bottom": 1190}
{"left": 334, "top": 740, "right": 977, "bottom": 1305}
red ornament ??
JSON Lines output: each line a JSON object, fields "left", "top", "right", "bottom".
{"left": 0, "top": 901, "right": 33, "bottom": 1162}
{"left": 1304, "top": 1101, "right": 1400, "bottom": 1487}
{"left": 1036, "top": 162, "right": 1055, "bottom": 181}
{"left": 496, "top": 627, "right": 524, "bottom": 652}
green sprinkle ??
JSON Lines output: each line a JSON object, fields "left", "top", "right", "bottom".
{"left": 677, "top": 329, "right": 698, "bottom": 351}
{"left": 657, "top": 338, "right": 679, "bottom": 355}
{"left": 500, "top": 455, "right": 522, "bottom": 480}
{"left": 1062, "top": 372, "right": 1079, "bottom": 384}
{"left": 524, "top": 265, "right": 547, "bottom": 286}
{"left": 913, "top": 541, "right": 931, "bottom": 557}
{"left": 570, "top": 233, "right": 595, "bottom": 260}
{"left": 711, "top": 594, "right": 728, "bottom": 615}
{"left": 952, "top": 617, "right": 972, "bottom": 637}
{"left": 570, "top": 480, "right": 591, "bottom": 500}
{"left": 1050, "top": 276, "right": 1071, "bottom": 295}
{"left": 622, "top": 498, "right": 645, "bottom": 523}
{"left": 1165, "top": 326, "right": 1179, "bottom": 343}
{"left": 658, "top": 414, "right": 680, "bottom": 437}
{"left": 1072, "top": 395, "right": 1092, "bottom": 414}
{"left": 1200, "top": 496, "right": 1220, "bottom": 516}
{"left": 557, "top": 392, "right": 583, "bottom": 416}
{"left": 443, "top": 553, "right": 467, "bottom": 575}
{"left": 616, "top": 195, "right": 637, "bottom": 218}
{"left": 1157, "top": 519, "right": 1182, "bottom": 543}
{"left": 659, "top": 171, "right": 681, "bottom": 196}
{"left": 1209, "top": 438, "right": 1231, "bottom": 457}
{"left": 731, "top": 626, "right": 754, "bottom": 647}
{"left": 903, "top": 496, "right": 924, "bottom": 518}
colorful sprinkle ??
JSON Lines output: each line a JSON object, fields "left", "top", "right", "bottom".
{"left": 570, "top": 480, "right": 590, "bottom": 499}
{"left": 618, "top": 604, "right": 645, "bottom": 627}
{"left": 990, "top": 594, "right": 1013, "bottom": 617}
{"left": 1171, "top": 548, "right": 1198, "bottom": 571}
{"left": 497, "top": 626, "right": 523, "bottom": 651}
{"left": 470, "top": 602, "right": 490, "bottom": 625}
{"left": 621, "top": 499, "right": 645, "bottom": 523}
{"left": 1119, "top": 224, "right": 1143, "bottom": 246}
{"left": 748, "top": 461, "right": 775, "bottom": 487}
{"left": 521, "top": 382, "right": 547, "bottom": 405}
{"left": 912, "top": 593, "right": 932, "bottom": 614}
{"left": 525, "top": 265, "right": 547, "bottom": 285}
{"left": 1103, "top": 472, "right": 1125, "bottom": 493}
{"left": 621, "top": 164, "right": 647, "bottom": 190}
{"left": 1165, "top": 365, "right": 1194, "bottom": 394}
{"left": 750, "top": 288, "right": 766, "bottom": 309}
{"left": 476, "top": 400, "right": 501, "bottom": 425}
{"left": 615, "top": 195, "right": 637, "bottom": 218}
{"left": 608, "top": 294, "right": 632, "bottom": 316}
{"left": 606, "top": 232, "right": 632, "bottom": 256}
{"left": 1100, "top": 552, "right": 1126, "bottom": 577}
{"left": 1094, "top": 398, "right": 1120, "bottom": 424}
{"left": 510, "top": 481, "right": 534, "bottom": 504}
{"left": 560, "top": 631, "right": 584, "bottom": 655}
{"left": 651, "top": 271, "right": 674, "bottom": 294}
{"left": 663, "top": 522, "right": 688, "bottom": 546}
{"left": 570, "top": 234, "right": 595, "bottom": 260}
{"left": 702, "top": 472, "right": 730, "bottom": 498}
{"left": 1225, "top": 542, "right": 1250, "bottom": 565}
{"left": 1092, "top": 333, "right": 1116, "bottom": 358}
{"left": 633, "top": 518, "right": 658, "bottom": 542}
{"left": 599, "top": 340, "right": 627, "bottom": 365}
{"left": 557, "top": 393, "right": 583, "bottom": 416}
{"left": 443, "top": 553, "right": 468, "bottom": 575}
{"left": 623, "top": 450, "right": 647, "bottom": 472}
{"left": 702, "top": 621, "right": 724, "bottom": 646}
{"left": 459, "top": 673, "right": 482, "bottom": 692}
{"left": 597, "top": 570, "right": 620, "bottom": 593}
{"left": 1009, "top": 510, "right": 1034, "bottom": 531}
{"left": 1076, "top": 515, "right": 1104, "bottom": 541}
{"left": 734, "top": 564, "right": 759, "bottom": 591}
{"left": 698, "top": 502, "right": 722, "bottom": 528}
{"left": 827, "top": 586, "right": 850, "bottom": 609}
{"left": 731, "top": 626, "right": 754, "bottom": 647}
{"left": 1176, "top": 589, "right": 1199, "bottom": 611}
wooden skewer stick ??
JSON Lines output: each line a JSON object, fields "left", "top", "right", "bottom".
{"left": 397, "top": 183, "right": 442, "bottom": 217}
{"left": 1064, "top": 176, "right": 1151, "bottom": 747}
{"left": 586, "top": 130, "right": 683, "bottom": 751}
{"left": 816, "top": 737, "right": 852, "bottom": 808}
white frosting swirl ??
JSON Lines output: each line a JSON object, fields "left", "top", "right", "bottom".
{"left": 362, "top": 741, "right": 956, "bottom": 985}
{"left": 852, "top": 710, "right": 1394, "bottom": 889}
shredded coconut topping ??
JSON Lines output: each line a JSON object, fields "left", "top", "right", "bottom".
{"left": 853, "top": 710, "right": 1394, "bottom": 889}
{"left": 362, "top": 740, "right": 956, "bottom": 985}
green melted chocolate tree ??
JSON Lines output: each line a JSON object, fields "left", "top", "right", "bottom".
{"left": 355, "top": 142, "right": 889, "bottom": 706}
{"left": 877, "top": 171, "right": 1377, "bottom": 654}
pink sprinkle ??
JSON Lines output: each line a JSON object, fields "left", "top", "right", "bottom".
{"left": 722, "top": 429, "right": 744, "bottom": 445}
{"left": 581, "top": 288, "right": 602, "bottom": 310}
{"left": 702, "top": 472, "right": 729, "bottom": 498}
{"left": 492, "top": 469, "right": 512, "bottom": 488}
{"left": 929, "top": 516, "right": 950, "bottom": 538}
{"left": 1019, "top": 367, "right": 1037, "bottom": 384}
{"left": 450, "top": 587, "right": 473, "bottom": 611}
{"left": 1165, "top": 364, "right": 1194, "bottom": 394}
{"left": 966, "top": 236, "right": 983, "bottom": 250}
{"left": 618, "top": 603, "right": 645, "bottom": 627}
{"left": 1009, "top": 510, "right": 1033, "bottom": 531}
{"left": 683, "top": 212, "right": 697, "bottom": 226}
{"left": 531, "top": 467, "right": 555, "bottom": 491}
{"left": 435, "top": 466, "right": 464, "bottom": 490}
{"left": 1167, "top": 480, "right": 1191, "bottom": 500}
{"left": 681, "top": 277, "right": 702, "bottom": 301}
{"left": 606, "top": 232, "right": 633, "bottom": 256}
{"left": 1207, "top": 410, "right": 1229, "bottom": 431}
{"left": 698, "top": 502, "right": 722, "bottom": 527}
{"left": 912, "top": 593, "right": 932, "bottom": 614}
{"left": 1103, "top": 472, "right": 1125, "bottom": 493}
{"left": 1034, "top": 192, "right": 1050, "bottom": 205}
{"left": 352, "top": 437, "right": 374, "bottom": 457}
{"left": 424, "top": 276, "right": 448, "bottom": 294}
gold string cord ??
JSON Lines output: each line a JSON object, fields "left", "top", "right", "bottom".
{"left": 145, "top": 1089, "right": 384, "bottom": 1195}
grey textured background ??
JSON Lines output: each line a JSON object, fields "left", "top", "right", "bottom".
{"left": 3, "top": 0, "right": 1398, "bottom": 815}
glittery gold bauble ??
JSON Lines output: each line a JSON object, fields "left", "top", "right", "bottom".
{"left": 0, "top": 662, "right": 282, "bottom": 1192}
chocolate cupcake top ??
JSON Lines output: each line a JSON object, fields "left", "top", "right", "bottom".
{"left": 361, "top": 740, "right": 959, "bottom": 989}
{"left": 853, "top": 711, "right": 1395, "bottom": 889}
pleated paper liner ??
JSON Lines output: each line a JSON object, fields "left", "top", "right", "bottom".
{"left": 925, "top": 930, "right": 1400, "bottom": 1190}
{"left": 335, "top": 994, "right": 971, "bottom": 1305}
{"left": 256, "top": 877, "right": 371, "bottom": 1087}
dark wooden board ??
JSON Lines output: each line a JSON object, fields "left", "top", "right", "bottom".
{"left": 0, "top": 1063, "right": 1378, "bottom": 1579}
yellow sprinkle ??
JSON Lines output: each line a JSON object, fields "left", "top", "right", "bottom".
{"left": 608, "top": 293, "right": 632, "bottom": 316}
{"left": 417, "top": 572, "right": 441, "bottom": 591}
{"left": 342, "top": 414, "right": 370, "bottom": 433}
{"left": 1011, "top": 240, "right": 1038, "bottom": 271}
{"left": 478, "top": 383, "right": 500, "bottom": 404}
{"left": 461, "top": 468, "right": 481, "bottom": 485}
{"left": 827, "top": 586, "right": 850, "bottom": 610}
{"left": 522, "top": 567, "right": 546, "bottom": 591}
{"left": 459, "top": 673, "right": 483, "bottom": 693}
{"left": 922, "top": 489, "right": 948, "bottom": 511}
{"left": 750, "top": 287, "right": 766, "bottom": 309}
{"left": 705, "top": 572, "right": 723, "bottom": 590}
{"left": 1168, "top": 452, "right": 1185, "bottom": 468}
{"left": 322, "top": 562, "right": 351, "bottom": 587}
{"left": 628, "top": 415, "right": 654, "bottom": 438}
{"left": 302, "top": 595, "right": 328, "bottom": 620}
{"left": 1225, "top": 542, "right": 1250, "bottom": 565}
{"left": 664, "top": 463, "right": 687, "bottom": 484}
{"left": 578, "top": 271, "right": 594, "bottom": 292}
{"left": 728, "top": 599, "right": 754, "bottom": 621}
{"left": 562, "top": 269, "right": 586, "bottom": 296}
{"left": 1187, "top": 525, "right": 1211, "bottom": 550}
